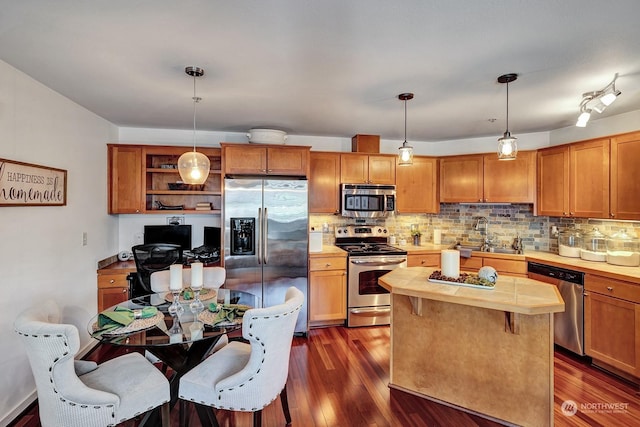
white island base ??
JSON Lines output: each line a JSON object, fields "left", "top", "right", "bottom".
{"left": 380, "top": 267, "right": 564, "bottom": 427}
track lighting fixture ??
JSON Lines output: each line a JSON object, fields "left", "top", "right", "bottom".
{"left": 497, "top": 73, "right": 518, "bottom": 160}
{"left": 398, "top": 93, "right": 414, "bottom": 166}
{"left": 575, "top": 74, "right": 621, "bottom": 127}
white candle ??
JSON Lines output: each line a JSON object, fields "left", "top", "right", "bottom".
{"left": 441, "top": 250, "right": 460, "bottom": 279}
{"left": 169, "top": 264, "right": 183, "bottom": 291}
{"left": 191, "top": 262, "right": 204, "bottom": 289}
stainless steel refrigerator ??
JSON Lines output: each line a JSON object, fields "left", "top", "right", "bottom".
{"left": 223, "top": 178, "right": 308, "bottom": 334}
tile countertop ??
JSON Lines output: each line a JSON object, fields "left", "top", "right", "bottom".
{"left": 379, "top": 266, "right": 565, "bottom": 315}
{"left": 525, "top": 251, "right": 640, "bottom": 284}
{"left": 309, "top": 244, "right": 640, "bottom": 284}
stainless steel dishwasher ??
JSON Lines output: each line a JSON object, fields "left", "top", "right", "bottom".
{"left": 527, "top": 262, "right": 585, "bottom": 355}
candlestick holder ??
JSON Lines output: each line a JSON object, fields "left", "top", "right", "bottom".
{"left": 189, "top": 285, "right": 205, "bottom": 316}
{"left": 168, "top": 289, "right": 184, "bottom": 316}
{"left": 168, "top": 312, "right": 183, "bottom": 343}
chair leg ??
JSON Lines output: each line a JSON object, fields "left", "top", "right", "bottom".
{"left": 253, "top": 409, "right": 262, "bottom": 427}
{"left": 280, "top": 383, "right": 292, "bottom": 425}
{"left": 161, "top": 401, "right": 170, "bottom": 427}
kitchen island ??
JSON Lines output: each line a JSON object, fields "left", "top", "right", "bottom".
{"left": 379, "top": 267, "right": 564, "bottom": 427}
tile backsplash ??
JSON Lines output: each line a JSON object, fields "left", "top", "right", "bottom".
{"left": 310, "top": 204, "right": 640, "bottom": 253}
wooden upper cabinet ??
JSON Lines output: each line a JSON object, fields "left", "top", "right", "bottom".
{"left": 570, "top": 138, "right": 610, "bottom": 218}
{"left": 108, "top": 144, "right": 143, "bottom": 214}
{"left": 538, "top": 138, "right": 609, "bottom": 218}
{"left": 340, "top": 153, "right": 395, "bottom": 184}
{"left": 610, "top": 131, "right": 640, "bottom": 220}
{"left": 396, "top": 156, "right": 439, "bottom": 213}
{"left": 222, "top": 143, "right": 310, "bottom": 177}
{"left": 309, "top": 152, "right": 341, "bottom": 214}
{"left": 483, "top": 151, "right": 536, "bottom": 203}
{"left": 440, "top": 152, "right": 536, "bottom": 203}
{"left": 537, "top": 145, "right": 569, "bottom": 216}
{"left": 108, "top": 144, "right": 222, "bottom": 215}
{"left": 439, "top": 155, "right": 484, "bottom": 203}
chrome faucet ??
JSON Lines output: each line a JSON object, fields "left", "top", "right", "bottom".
{"left": 474, "top": 217, "right": 492, "bottom": 251}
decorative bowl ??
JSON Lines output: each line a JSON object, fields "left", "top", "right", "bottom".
{"left": 247, "top": 128, "right": 288, "bottom": 144}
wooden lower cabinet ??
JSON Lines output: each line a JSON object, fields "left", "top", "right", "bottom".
{"left": 585, "top": 274, "right": 640, "bottom": 380}
{"left": 97, "top": 272, "right": 131, "bottom": 311}
{"left": 309, "top": 255, "right": 347, "bottom": 326}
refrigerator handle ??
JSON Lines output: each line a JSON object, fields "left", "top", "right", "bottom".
{"left": 257, "top": 208, "right": 263, "bottom": 264}
{"left": 264, "top": 207, "right": 269, "bottom": 264}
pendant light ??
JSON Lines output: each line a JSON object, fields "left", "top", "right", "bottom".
{"left": 178, "top": 66, "right": 210, "bottom": 185}
{"left": 398, "top": 93, "right": 414, "bottom": 166}
{"left": 497, "top": 73, "right": 518, "bottom": 161}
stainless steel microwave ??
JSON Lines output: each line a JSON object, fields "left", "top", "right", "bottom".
{"left": 341, "top": 184, "right": 396, "bottom": 218}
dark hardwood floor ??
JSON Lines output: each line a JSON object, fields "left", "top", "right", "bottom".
{"left": 10, "top": 326, "right": 640, "bottom": 426}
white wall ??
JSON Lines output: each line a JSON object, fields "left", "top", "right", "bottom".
{"left": 0, "top": 60, "right": 118, "bottom": 425}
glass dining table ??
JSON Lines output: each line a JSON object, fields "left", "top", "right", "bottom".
{"left": 88, "top": 288, "right": 258, "bottom": 426}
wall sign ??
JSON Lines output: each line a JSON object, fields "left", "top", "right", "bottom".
{"left": 0, "top": 158, "right": 67, "bottom": 206}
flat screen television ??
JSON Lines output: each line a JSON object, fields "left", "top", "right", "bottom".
{"left": 143, "top": 225, "right": 192, "bottom": 251}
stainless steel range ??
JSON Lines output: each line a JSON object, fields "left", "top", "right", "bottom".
{"left": 335, "top": 225, "right": 407, "bottom": 327}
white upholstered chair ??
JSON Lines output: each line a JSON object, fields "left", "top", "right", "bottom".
{"left": 179, "top": 286, "right": 303, "bottom": 427}
{"left": 14, "top": 300, "right": 171, "bottom": 427}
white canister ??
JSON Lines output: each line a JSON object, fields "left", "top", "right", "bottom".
{"left": 389, "top": 235, "right": 397, "bottom": 245}
{"left": 441, "top": 250, "right": 460, "bottom": 278}
{"left": 433, "top": 229, "right": 442, "bottom": 245}
{"left": 309, "top": 231, "right": 323, "bottom": 252}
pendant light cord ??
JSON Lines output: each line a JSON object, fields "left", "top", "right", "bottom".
{"left": 505, "top": 80, "right": 510, "bottom": 133}
{"left": 404, "top": 99, "right": 407, "bottom": 143}
{"left": 192, "top": 75, "right": 199, "bottom": 152}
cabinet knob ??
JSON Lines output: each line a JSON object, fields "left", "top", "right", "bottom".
{"left": 122, "top": 288, "right": 127, "bottom": 293}
{"left": 479, "top": 199, "right": 483, "bottom": 202}
{"left": 610, "top": 213, "right": 615, "bottom": 218}
{"left": 607, "top": 286, "right": 613, "bottom": 291}
{"left": 109, "top": 279, "right": 115, "bottom": 284}
{"left": 325, "top": 263, "right": 331, "bottom": 267}
{"left": 421, "top": 260, "right": 426, "bottom": 265}
{"left": 563, "top": 212, "right": 568, "bottom": 216}
{"left": 570, "top": 212, "right": 574, "bottom": 216}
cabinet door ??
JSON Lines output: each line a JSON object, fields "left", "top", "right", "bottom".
{"left": 266, "top": 146, "right": 309, "bottom": 176}
{"left": 340, "top": 153, "right": 369, "bottom": 183}
{"left": 368, "top": 155, "right": 396, "bottom": 184}
{"left": 584, "top": 291, "right": 640, "bottom": 377}
{"left": 483, "top": 151, "right": 535, "bottom": 203}
{"left": 309, "top": 270, "right": 347, "bottom": 322}
{"left": 570, "top": 138, "right": 610, "bottom": 218}
{"left": 439, "top": 155, "right": 483, "bottom": 203}
{"left": 223, "top": 145, "right": 267, "bottom": 175}
{"left": 98, "top": 287, "right": 130, "bottom": 312}
{"left": 396, "top": 156, "right": 439, "bottom": 213}
{"left": 611, "top": 131, "right": 640, "bottom": 220}
{"left": 309, "top": 152, "right": 341, "bottom": 213}
{"left": 537, "top": 146, "right": 569, "bottom": 216}
{"left": 108, "top": 145, "right": 143, "bottom": 213}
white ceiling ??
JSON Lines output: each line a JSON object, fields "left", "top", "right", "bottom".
{"left": 1, "top": 0, "right": 639, "bottom": 144}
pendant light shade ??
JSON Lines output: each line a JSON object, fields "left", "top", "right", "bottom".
{"left": 178, "top": 66, "right": 210, "bottom": 185}
{"left": 497, "top": 74, "right": 518, "bottom": 161}
{"left": 398, "top": 93, "right": 414, "bottom": 166}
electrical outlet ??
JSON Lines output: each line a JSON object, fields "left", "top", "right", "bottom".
{"left": 82, "top": 232, "right": 88, "bottom": 246}
{"left": 134, "top": 232, "right": 144, "bottom": 244}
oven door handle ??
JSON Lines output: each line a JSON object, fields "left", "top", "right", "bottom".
{"left": 350, "top": 259, "right": 406, "bottom": 267}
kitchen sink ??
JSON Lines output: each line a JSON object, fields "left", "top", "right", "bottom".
{"left": 454, "top": 244, "right": 518, "bottom": 254}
